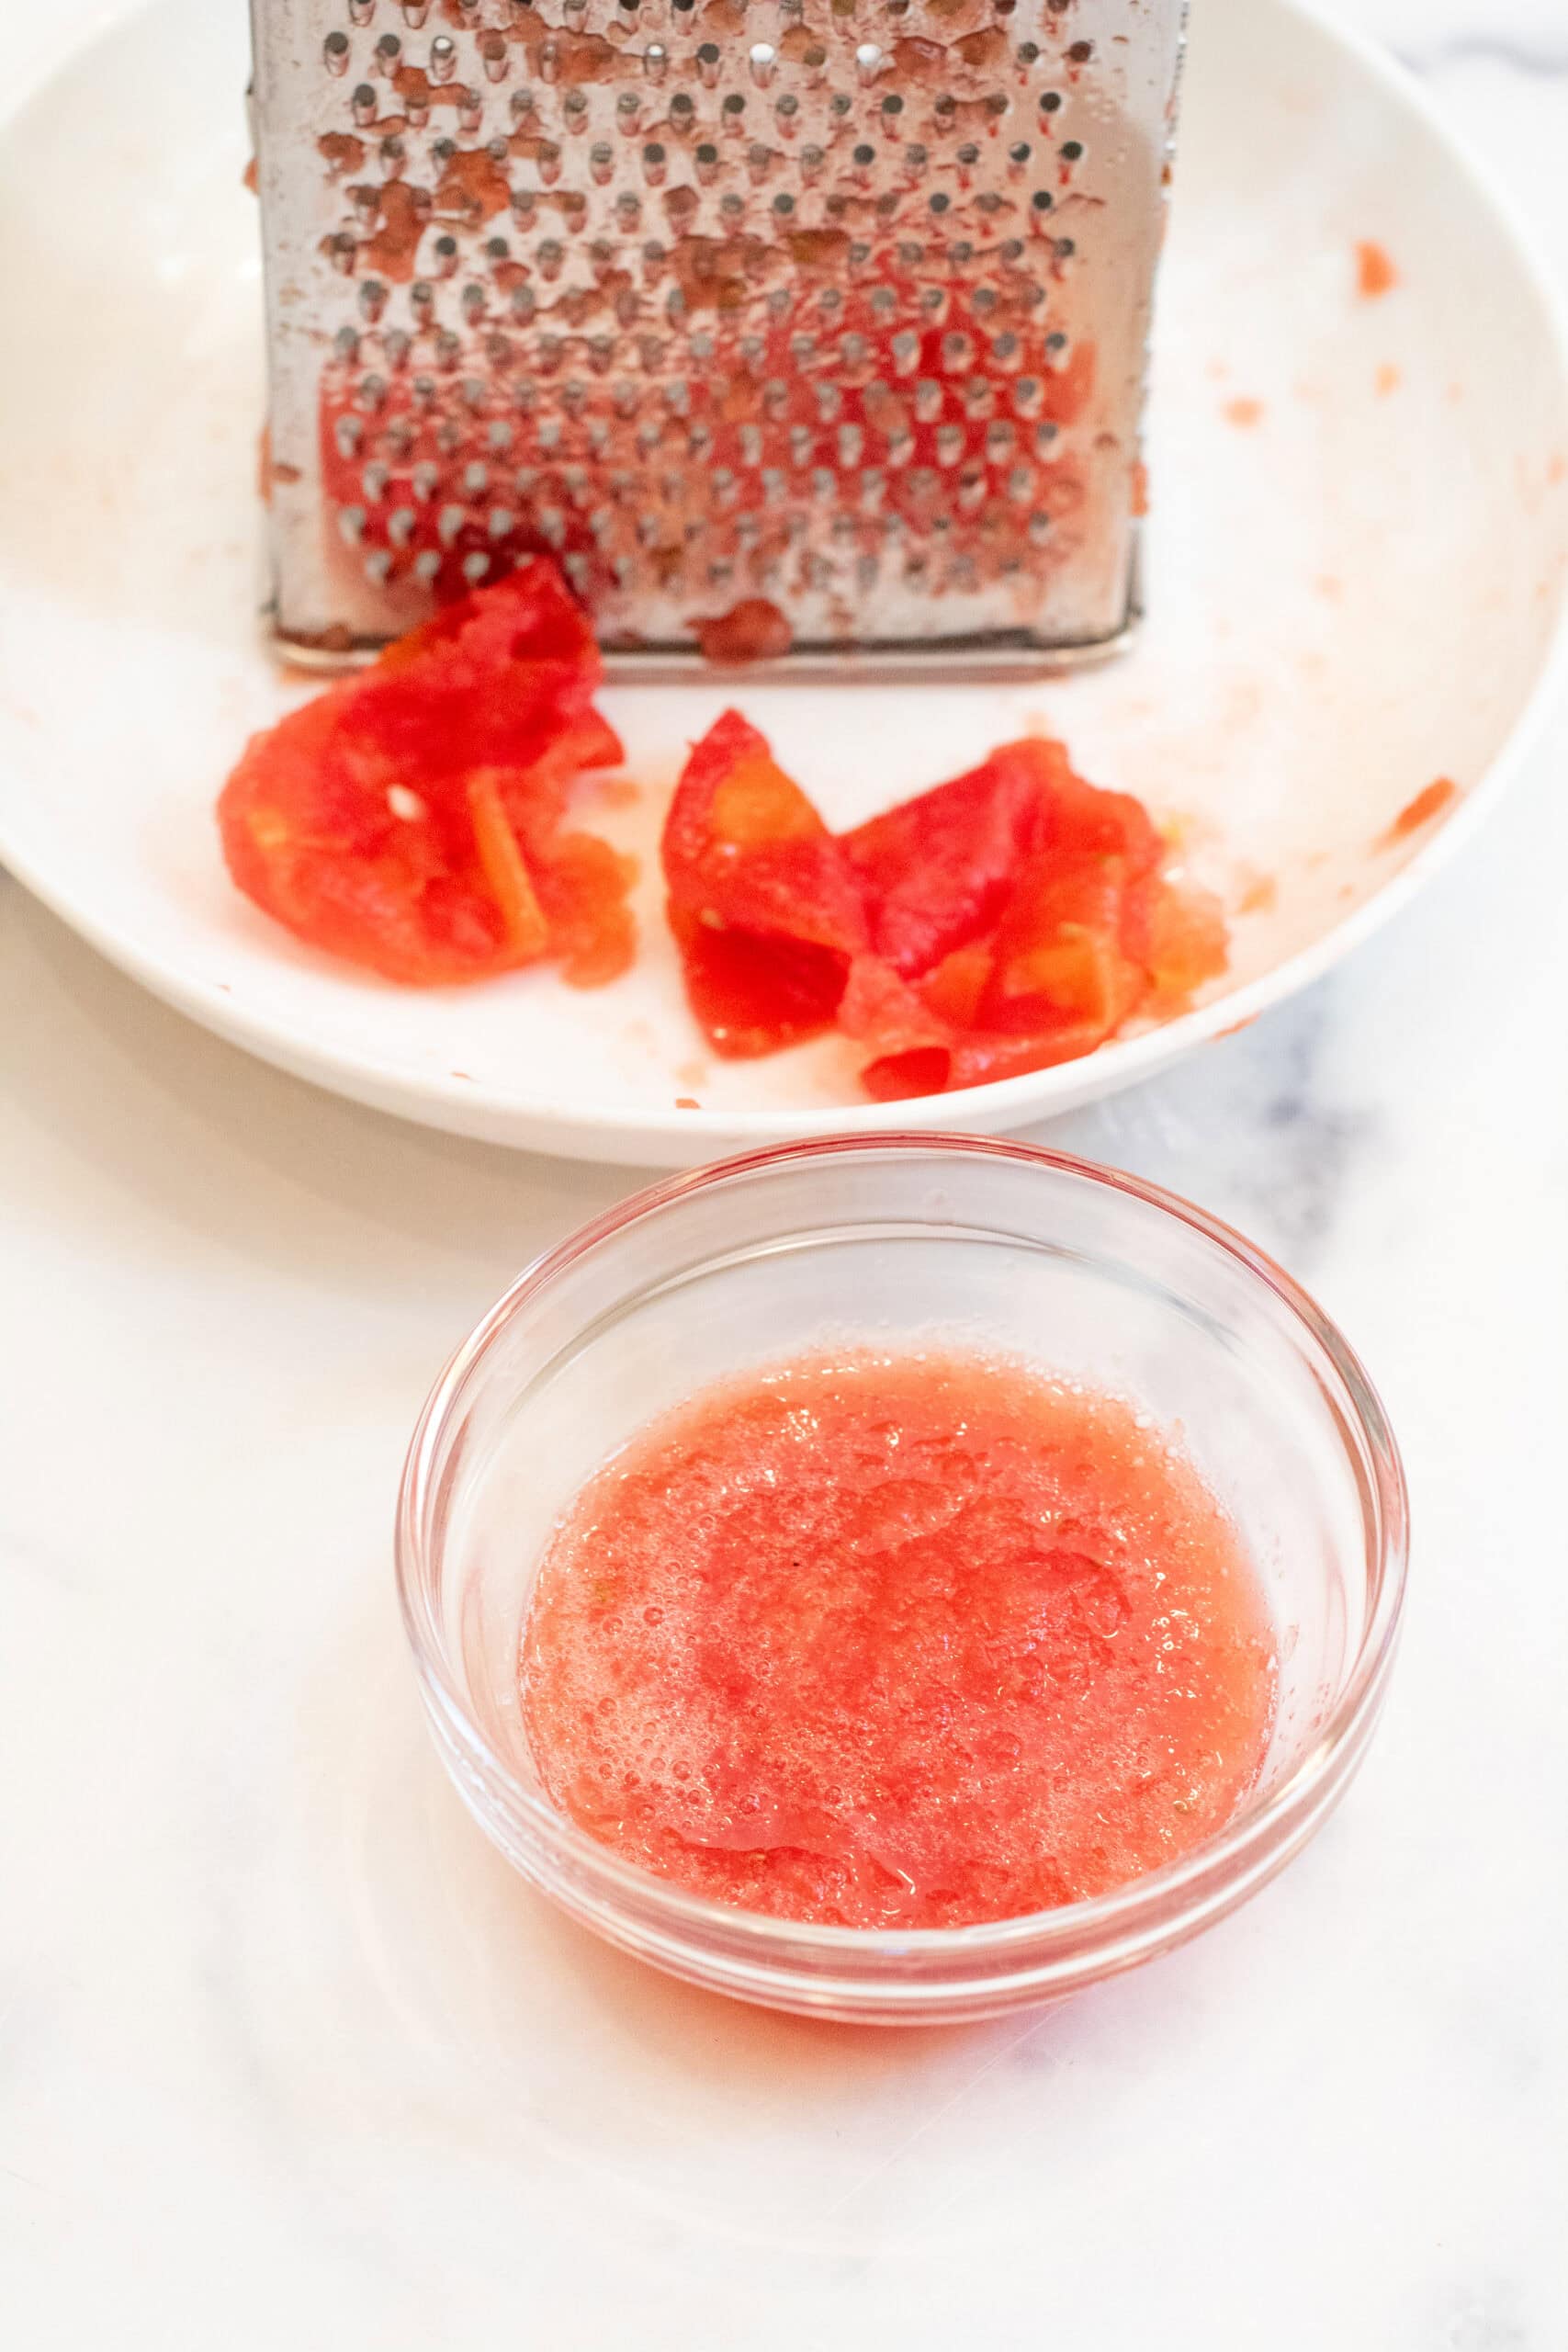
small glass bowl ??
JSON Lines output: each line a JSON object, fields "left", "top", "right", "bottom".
{"left": 397, "top": 1135, "right": 1407, "bottom": 2025}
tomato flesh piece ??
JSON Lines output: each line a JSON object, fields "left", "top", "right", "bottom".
{"left": 661, "top": 709, "right": 868, "bottom": 1054}
{"left": 218, "top": 562, "right": 629, "bottom": 988}
{"left": 842, "top": 741, "right": 1054, "bottom": 978}
{"left": 1144, "top": 883, "right": 1230, "bottom": 1005}
{"left": 672, "top": 913, "right": 855, "bottom": 1058}
{"left": 984, "top": 853, "right": 1145, "bottom": 1038}
{"left": 660, "top": 714, "right": 1229, "bottom": 1093}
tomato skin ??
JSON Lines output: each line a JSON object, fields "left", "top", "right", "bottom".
{"left": 982, "top": 853, "right": 1145, "bottom": 1039}
{"left": 671, "top": 914, "right": 856, "bottom": 1059}
{"left": 660, "top": 709, "right": 868, "bottom": 1056}
{"left": 218, "top": 563, "right": 629, "bottom": 988}
{"left": 842, "top": 741, "right": 1055, "bottom": 979}
{"left": 661, "top": 718, "right": 1230, "bottom": 1097}
{"left": 662, "top": 710, "right": 869, "bottom": 960}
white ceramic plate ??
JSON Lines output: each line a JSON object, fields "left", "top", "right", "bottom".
{"left": 0, "top": 0, "right": 1564, "bottom": 1166}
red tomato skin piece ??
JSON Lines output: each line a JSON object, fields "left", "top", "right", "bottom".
{"left": 841, "top": 741, "right": 1056, "bottom": 979}
{"left": 661, "top": 711, "right": 868, "bottom": 1053}
{"left": 671, "top": 913, "right": 856, "bottom": 1058}
{"left": 839, "top": 755, "right": 1220, "bottom": 1101}
{"left": 662, "top": 711, "right": 868, "bottom": 960}
{"left": 218, "top": 563, "right": 631, "bottom": 989}
{"left": 658, "top": 719, "right": 1230, "bottom": 1100}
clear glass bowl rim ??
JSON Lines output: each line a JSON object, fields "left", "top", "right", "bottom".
{"left": 396, "top": 1130, "right": 1408, "bottom": 1968}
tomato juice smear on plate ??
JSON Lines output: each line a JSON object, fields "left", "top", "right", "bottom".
{"left": 520, "top": 1349, "right": 1278, "bottom": 1930}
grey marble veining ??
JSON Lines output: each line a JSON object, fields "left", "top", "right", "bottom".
{"left": 1050, "top": 979, "right": 1377, "bottom": 1272}
{"left": 1314, "top": 0, "right": 1568, "bottom": 70}
{"left": 1403, "top": 35, "right": 1568, "bottom": 75}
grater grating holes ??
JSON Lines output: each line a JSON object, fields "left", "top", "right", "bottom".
{"left": 271, "top": 0, "right": 1160, "bottom": 636}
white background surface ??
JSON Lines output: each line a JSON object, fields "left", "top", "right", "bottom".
{"left": 3, "top": 2, "right": 1566, "bottom": 2346}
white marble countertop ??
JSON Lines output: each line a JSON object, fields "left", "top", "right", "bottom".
{"left": 4, "top": 2, "right": 1566, "bottom": 2345}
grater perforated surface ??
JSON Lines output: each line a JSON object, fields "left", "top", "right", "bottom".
{"left": 251, "top": 0, "right": 1184, "bottom": 672}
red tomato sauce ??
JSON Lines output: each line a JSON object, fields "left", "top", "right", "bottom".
{"left": 521, "top": 1350, "right": 1278, "bottom": 1929}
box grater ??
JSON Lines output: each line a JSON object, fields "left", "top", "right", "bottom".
{"left": 249, "top": 0, "right": 1185, "bottom": 675}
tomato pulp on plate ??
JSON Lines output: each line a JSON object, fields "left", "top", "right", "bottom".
{"left": 521, "top": 1351, "right": 1278, "bottom": 1930}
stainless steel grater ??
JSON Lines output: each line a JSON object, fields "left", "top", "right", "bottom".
{"left": 249, "top": 0, "right": 1185, "bottom": 675}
